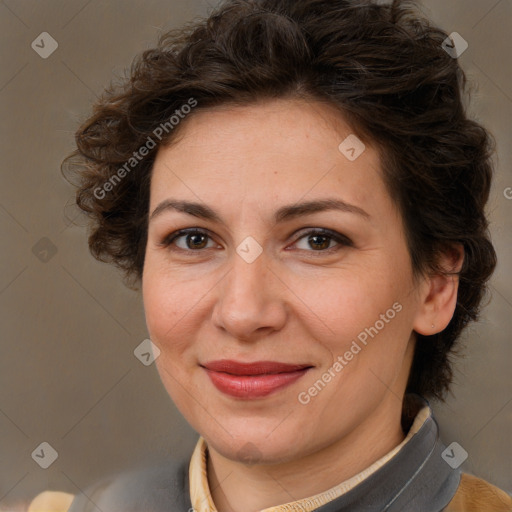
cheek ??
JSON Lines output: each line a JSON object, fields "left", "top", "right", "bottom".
{"left": 142, "top": 264, "right": 201, "bottom": 352}
{"left": 291, "top": 271, "right": 398, "bottom": 336}
{"left": 296, "top": 265, "right": 414, "bottom": 379}
{"left": 142, "top": 269, "right": 205, "bottom": 408}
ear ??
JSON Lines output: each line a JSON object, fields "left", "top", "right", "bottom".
{"left": 413, "top": 244, "right": 464, "bottom": 335}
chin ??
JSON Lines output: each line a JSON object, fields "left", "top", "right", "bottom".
{"left": 197, "top": 414, "right": 322, "bottom": 466}
{"left": 207, "top": 433, "right": 302, "bottom": 465}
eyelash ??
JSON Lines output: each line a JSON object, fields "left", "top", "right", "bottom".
{"left": 159, "top": 228, "right": 353, "bottom": 256}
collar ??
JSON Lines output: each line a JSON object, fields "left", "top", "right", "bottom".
{"left": 189, "top": 396, "right": 460, "bottom": 512}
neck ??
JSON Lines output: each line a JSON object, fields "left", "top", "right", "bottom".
{"left": 207, "top": 398, "right": 406, "bottom": 512}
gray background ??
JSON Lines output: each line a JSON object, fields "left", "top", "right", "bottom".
{"left": 0, "top": 0, "right": 510, "bottom": 509}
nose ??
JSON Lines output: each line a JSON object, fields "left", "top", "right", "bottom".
{"left": 211, "top": 248, "right": 288, "bottom": 343}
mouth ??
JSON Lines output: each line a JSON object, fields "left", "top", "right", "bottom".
{"left": 200, "top": 360, "right": 313, "bottom": 399}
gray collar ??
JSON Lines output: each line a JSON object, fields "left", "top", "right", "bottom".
{"left": 314, "top": 404, "right": 461, "bottom": 512}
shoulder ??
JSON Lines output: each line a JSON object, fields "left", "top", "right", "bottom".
{"left": 444, "top": 473, "right": 512, "bottom": 512}
{"left": 28, "top": 458, "right": 192, "bottom": 512}
{"left": 28, "top": 491, "right": 74, "bottom": 512}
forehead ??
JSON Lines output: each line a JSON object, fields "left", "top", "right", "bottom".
{"left": 155, "top": 98, "right": 366, "bottom": 162}
{"left": 149, "top": 98, "right": 390, "bottom": 221}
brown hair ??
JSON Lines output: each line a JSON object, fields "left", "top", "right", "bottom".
{"left": 64, "top": 0, "right": 497, "bottom": 400}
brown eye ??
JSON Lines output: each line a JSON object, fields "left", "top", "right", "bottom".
{"left": 162, "top": 229, "right": 217, "bottom": 251}
{"left": 293, "top": 228, "right": 352, "bottom": 253}
{"left": 307, "top": 234, "right": 332, "bottom": 251}
{"left": 185, "top": 233, "right": 209, "bottom": 249}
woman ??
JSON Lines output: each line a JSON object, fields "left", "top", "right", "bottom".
{"left": 29, "top": 0, "right": 511, "bottom": 510}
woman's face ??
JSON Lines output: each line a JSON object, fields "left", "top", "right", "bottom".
{"left": 143, "top": 98, "right": 426, "bottom": 464}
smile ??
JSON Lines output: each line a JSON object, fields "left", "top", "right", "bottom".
{"left": 201, "top": 360, "right": 313, "bottom": 399}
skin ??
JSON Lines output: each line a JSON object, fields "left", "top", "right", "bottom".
{"left": 142, "top": 98, "right": 462, "bottom": 512}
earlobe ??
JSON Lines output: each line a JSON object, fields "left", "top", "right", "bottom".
{"left": 413, "top": 245, "right": 464, "bottom": 335}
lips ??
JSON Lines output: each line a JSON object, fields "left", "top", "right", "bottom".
{"left": 201, "top": 360, "right": 312, "bottom": 399}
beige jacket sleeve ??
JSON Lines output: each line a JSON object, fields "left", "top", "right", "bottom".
{"left": 27, "top": 491, "right": 75, "bottom": 512}
{"left": 444, "top": 474, "right": 512, "bottom": 512}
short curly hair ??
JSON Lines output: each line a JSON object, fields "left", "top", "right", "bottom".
{"left": 64, "top": 0, "right": 497, "bottom": 400}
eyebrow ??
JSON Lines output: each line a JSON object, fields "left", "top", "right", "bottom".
{"left": 149, "top": 198, "right": 370, "bottom": 224}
